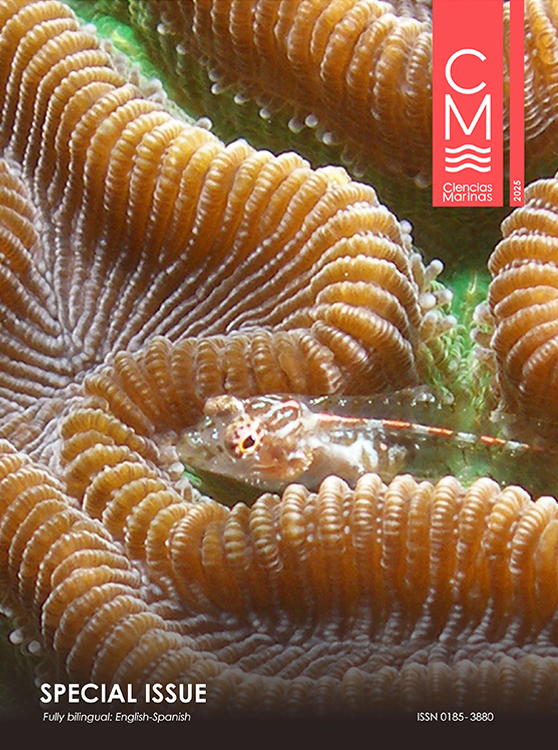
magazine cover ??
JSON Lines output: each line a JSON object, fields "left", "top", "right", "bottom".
{"left": 0, "top": 0, "right": 557, "bottom": 729}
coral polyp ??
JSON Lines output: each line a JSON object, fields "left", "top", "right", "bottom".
{"left": 5, "top": 436, "right": 558, "bottom": 714}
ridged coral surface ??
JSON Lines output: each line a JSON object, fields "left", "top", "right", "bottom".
{"left": 0, "top": 0, "right": 450, "bottom": 468}
{"left": 5, "top": 436, "right": 558, "bottom": 714}
{"left": 1, "top": 0, "right": 558, "bottom": 720}
{"left": 122, "top": 0, "right": 558, "bottom": 184}
{"left": 487, "top": 174, "right": 558, "bottom": 423}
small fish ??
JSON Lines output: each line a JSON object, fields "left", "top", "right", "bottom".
{"left": 178, "top": 394, "right": 407, "bottom": 492}
{"left": 178, "top": 394, "right": 558, "bottom": 493}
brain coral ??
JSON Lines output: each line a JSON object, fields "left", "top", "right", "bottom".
{"left": 5, "top": 437, "right": 558, "bottom": 715}
{"left": 0, "top": 0, "right": 451, "bottom": 470}
{"left": 105, "top": 0, "right": 558, "bottom": 265}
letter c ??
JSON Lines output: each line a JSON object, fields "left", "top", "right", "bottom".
{"left": 445, "top": 49, "right": 486, "bottom": 94}
{"left": 82, "top": 684, "right": 98, "bottom": 703}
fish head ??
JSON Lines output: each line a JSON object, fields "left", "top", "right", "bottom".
{"left": 177, "top": 395, "right": 315, "bottom": 488}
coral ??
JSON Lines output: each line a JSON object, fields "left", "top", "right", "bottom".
{"left": 0, "top": 0, "right": 450, "bottom": 474}
{"left": 0, "top": 0, "right": 462, "bottom": 716}
{"left": 483, "top": 173, "right": 558, "bottom": 423}
{"left": 4, "top": 437, "right": 558, "bottom": 714}
{"left": 95, "top": 0, "right": 558, "bottom": 270}
{"left": 120, "top": 0, "right": 558, "bottom": 184}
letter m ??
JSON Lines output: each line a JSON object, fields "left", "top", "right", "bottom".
{"left": 445, "top": 93, "right": 491, "bottom": 139}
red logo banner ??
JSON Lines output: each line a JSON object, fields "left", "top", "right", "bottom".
{"left": 433, "top": 0, "right": 503, "bottom": 207}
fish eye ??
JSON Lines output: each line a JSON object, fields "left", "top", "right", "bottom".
{"left": 240, "top": 433, "right": 257, "bottom": 452}
{"left": 226, "top": 419, "right": 263, "bottom": 457}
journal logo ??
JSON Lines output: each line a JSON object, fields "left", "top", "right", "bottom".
{"left": 433, "top": 0, "right": 523, "bottom": 207}
{"left": 443, "top": 49, "right": 492, "bottom": 175}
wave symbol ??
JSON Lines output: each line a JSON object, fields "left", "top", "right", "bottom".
{"left": 445, "top": 144, "right": 491, "bottom": 153}
{"left": 444, "top": 163, "right": 491, "bottom": 172}
{"left": 444, "top": 144, "right": 491, "bottom": 172}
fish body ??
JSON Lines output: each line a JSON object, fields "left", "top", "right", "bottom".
{"left": 179, "top": 394, "right": 556, "bottom": 493}
{"left": 178, "top": 394, "right": 407, "bottom": 491}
